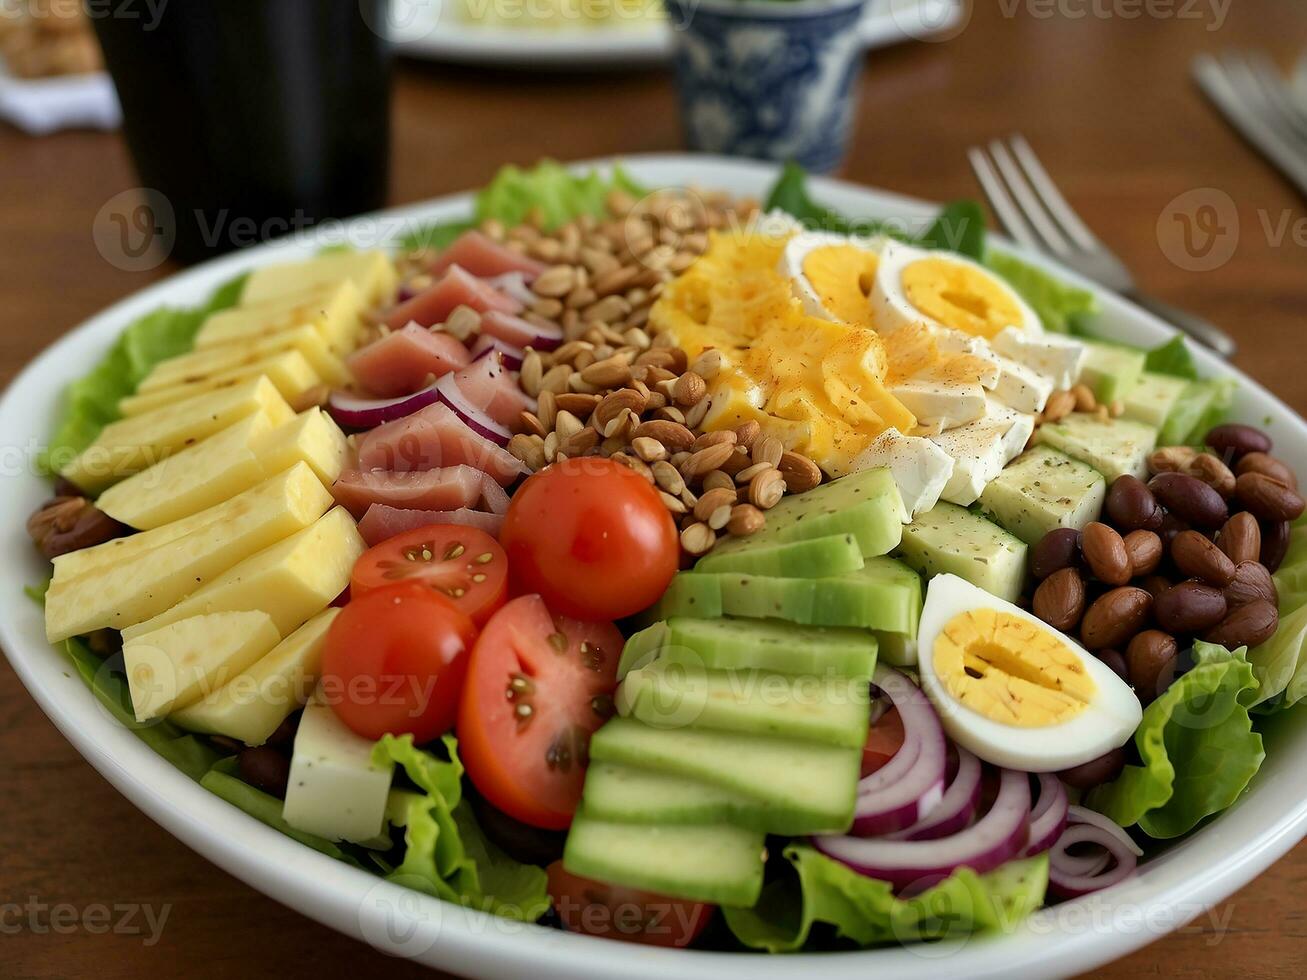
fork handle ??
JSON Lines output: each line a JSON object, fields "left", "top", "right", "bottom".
{"left": 1126, "top": 292, "right": 1238, "bottom": 359}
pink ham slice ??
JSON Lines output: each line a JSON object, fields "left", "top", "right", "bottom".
{"left": 480, "top": 309, "right": 563, "bottom": 350}
{"left": 452, "top": 353, "right": 535, "bottom": 428}
{"left": 385, "top": 264, "right": 522, "bottom": 329}
{"left": 359, "top": 504, "right": 504, "bottom": 547}
{"left": 332, "top": 465, "right": 485, "bottom": 518}
{"left": 357, "top": 401, "right": 527, "bottom": 484}
{"left": 429, "top": 230, "right": 547, "bottom": 280}
{"left": 347, "top": 323, "right": 471, "bottom": 397}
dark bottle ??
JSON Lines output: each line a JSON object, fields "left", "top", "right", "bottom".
{"left": 92, "top": 0, "right": 391, "bottom": 264}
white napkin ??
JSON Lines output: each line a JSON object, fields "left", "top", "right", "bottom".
{"left": 0, "top": 63, "right": 120, "bottom": 135}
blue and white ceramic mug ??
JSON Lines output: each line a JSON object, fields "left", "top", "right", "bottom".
{"left": 662, "top": 0, "right": 869, "bottom": 174}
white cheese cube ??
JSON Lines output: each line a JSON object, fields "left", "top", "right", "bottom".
{"left": 852, "top": 429, "right": 954, "bottom": 522}
{"left": 930, "top": 416, "right": 1012, "bottom": 506}
{"left": 992, "top": 327, "right": 1087, "bottom": 391}
{"left": 988, "top": 354, "right": 1055, "bottom": 414}
{"left": 889, "top": 379, "right": 987, "bottom": 430}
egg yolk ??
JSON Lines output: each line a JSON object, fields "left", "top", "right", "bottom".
{"left": 801, "top": 245, "right": 879, "bottom": 329}
{"left": 933, "top": 608, "right": 1097, "bottom": 726}
{"left": 649, "top": 230, "right": 915, "bottom": 476}
{"left": 901, "top": 258, "right": 1026, "bottom": 340}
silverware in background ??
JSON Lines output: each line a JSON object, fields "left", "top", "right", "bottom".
{"left": 968, "top": 134, "right": 1238, "bottom": 359}
{"left": 1193, "top": 50, "right": 1307, "bottom": 200}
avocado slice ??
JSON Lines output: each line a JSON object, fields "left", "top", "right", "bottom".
{"left": 1122, "top": 371, "right": 1191, "bottom": 429}
{"left": 894, "top": 501, "right": 1028, "bottom": 603}
{"left": 1078, "top": 340, "right": 1146, "bottom": 404}
{"left": 1035, "top": 412, "right": 1158, "bottom": 482}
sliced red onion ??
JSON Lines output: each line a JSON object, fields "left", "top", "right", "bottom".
{"left": 486, "top": 271, "right": 536, "bottom": 305}
{"left": 1021, "top": 772, "right": 1069, "bottom": 857}
{"left": 814, "top": 766, "right": 1032, "bottom": 892}
{"left": 1066, "top": 805, "right": 1143, "bottom": 857}
{"left": 434, "top": 374, "right": 511, "bottom": 447}
{"left": 887, "top": 746, "right": 982, "bottom": 841}
{"left": 469, "top": 334, "right": 525, "bottom": 371}
{"left": 1048, "top": 824, "right": 1138, "bottom": 898}
{"left": 850, "top": 666, "right": 947, "bottom": 836}
{"left": 327, "top": 384, "right": 440, "bottom": 429}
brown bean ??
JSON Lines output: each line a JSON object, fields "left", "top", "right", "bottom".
{"left": 1123, "top": 530, "right": 1164, "bottom": 577}
{"left": 1082, "top": 522, "right": 1132, "bottom": 585}
{"left": 1148, "top": 472, "right": 1229, "bottom": 528}
{"left": 1058, "top": 748, "right": 1127, "bottom": 790}
{"left": 1031, "top": 527, "right": 1082, "bottom": 579}
{"left": 1236, "top": 452, "right": 1298, "bottom": 490}
{"left": 1203, "top": 599, "right": 1279, "bottom": 649}
{"left": 1033, "top": 568, "right": 1086, "bottom": 632}
{"left": 1155, "top": 580, "right": 1228, "bottom": 634}
{"left": 1081, "top": 587, "right": 1153, "bottom": 650}
{"left": 1105, "top": 475, "right": 1163, "bottom": 532}
{"left": 26, "top": 496, "right": 126, "bottom": 560}
{"left": 238, "top": 746, "right": 291, "bottom": 798}
{"left": 1097, "top": 649, "right": 1131, "bottom": 684}
{"left": 1139, "top": 574, "right": 1174, "bottom": 602}
{"left": 1205, "top": 423, "right": 1272, "bottom": 461}
{"left": 1224, "top": 561, "right": 1278, "bottom": 609}
{"left": 1235, "top": 472, "right": 1306, "bottom": 523}
{"left": 1171, "top": 530, "right": 1237, "bottom": 587}
{"left": 1261, "top": 519, "right": 1291, "bottom": 573}
{"left": 1216, "top": 512, "right": 1261, "bottom": 566}
{"left": 1127, "top": 630, "right": 1179, "bottom": 704}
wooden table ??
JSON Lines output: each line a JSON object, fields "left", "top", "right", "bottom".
{"left": 3, "top": 2, "right": 1305, "bottom": 976}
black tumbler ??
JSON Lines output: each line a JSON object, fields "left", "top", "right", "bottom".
{"left": 92, "top": 0, "right": 391, "bottom": 264}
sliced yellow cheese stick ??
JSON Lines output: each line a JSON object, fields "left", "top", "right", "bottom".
{"left": 97, "top": 408, "right": 348, "bottom": 530}
{"left": 240, "top": 250, "right": 397, "bottom": 308}
{"left": 118, "top": 349, "right": 322, "bottom": 417}
{"left": 172, "top": 608, "right": 339, "bottom": 745}
{"left": 59, "top": 375, "right": 293, "bottom": 494}
{"left": 138, "top": 325, "right": 350, "bottom": 393}
{"left": 124, "top": 610, "right": 280, "bottom": 722}
{"left": 122, "top": 507, "right": 362, "bottom": 640}
{"left": 45, "top": 463, "right": 332, "bottom": 641}
{"left": 195, "top": 280, "right": 366, "bottom": 352}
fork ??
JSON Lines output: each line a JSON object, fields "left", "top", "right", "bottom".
{"left": 1192, "top": 50, "right": 1307, "bottom": 199}
{"left": 967, "top": 134, "right": 1238, "bottom": 358}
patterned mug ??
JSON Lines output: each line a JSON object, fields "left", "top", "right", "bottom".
{"left": 662, "top": 0, "right": 869, "bottom": 174}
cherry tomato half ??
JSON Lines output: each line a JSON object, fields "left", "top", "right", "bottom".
{"left": 350, "top": 525, "right": 508, "bottom": 626}
{"left": 500, "top": 457, "right": 678, "bottom": 621}
{"left": 860, "top": 706, "right": 905, "bottom": 777}
{"left": 321, "top": 583, "right": 477, "bottom": 743}
{"left": 457, "top": 594, "right": 622, "bottom": 830}
{"left": 546, "top": 861, "right": 714, "bottom": 948}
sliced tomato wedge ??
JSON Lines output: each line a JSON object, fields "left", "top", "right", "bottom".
{"left": 457, "top": 595, "right": 622, "bottom": 830}
{"left": 860, "top": 705, "right": 905, "bottom": 777}
{"left": 350, "top": 524, "right": 508, "bottom": 626}
{"left": 546, "top": 861, "right": 714, "bottom": 948}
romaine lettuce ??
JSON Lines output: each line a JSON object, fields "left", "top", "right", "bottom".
{"left": 1088, "top": 642, "right": 1264, "bottom": 838}
{"left": 723, "top": 844, "right": 1048, "bottom": 953}
{"left": 1144, "top": 335, "right": 1201, "bottom": 380}
{"left": 1247, "top": 601, "right": 1307, "bottom": 710}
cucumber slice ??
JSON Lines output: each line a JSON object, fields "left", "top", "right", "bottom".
{"left": 663, "top": 616, "right": 877, "bottom": 678}
{"left": 694, "top": 532, "right": 864, "bottom": 578}
{"left": 589, "top": 718, "right": 859, "bottom": 834}
{"left": 896, "top": 501, "right": 1028, "bottom": 603}
{"left": 581, "top": 761, "right": 775, "bottom": 830}
{"left": 652, "top": 573, "right": 723, "bottom": 620}
{"left": 617, "top": 622, "right": 668, "bottom": 680}
{"left": 618, "top": 660, "right": 871, "bottom": 748}
{"left": 563, "top": 814, "right": 764, "bottom": 907}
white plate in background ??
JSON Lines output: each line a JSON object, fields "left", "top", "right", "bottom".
{"left": 3, "top": 154, "right": 1306, "bottom": 979}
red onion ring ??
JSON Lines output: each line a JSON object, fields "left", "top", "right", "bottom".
{"left": 887, "top": 746, "right": 982, "bottom": 841}
{"left": 327, "top": 383, "right": 440, "bottom": 429}
{"left": 850, "top": 666, "right": 947, "bottom": 836}
{"left": 814, "top": 766, "right": 1032, "bottom": 892}
{"left": 434, "top": 375, "right": 511, "bottom": 446}
{"left": 469, "top": 334, "right": 525, "bottom": 371}
{"left": 1046, "top": 806, "right": 1141, "bottom": 898}
{"left": 1021, "top": 772, "right": 1069, "bottom": 857}
{"left": 486, "top": 271, "right": 537, "bottom": 305}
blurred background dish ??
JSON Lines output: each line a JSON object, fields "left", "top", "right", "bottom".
{"left": 387, "top": 0, "right": 965, "bottom": 69}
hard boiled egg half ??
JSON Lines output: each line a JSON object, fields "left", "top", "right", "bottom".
{"left": 871, "top": 241, "right": 1043, "bottom": 339}
{"left": 916, "top": 574, "right": 1141, "bottom": 772}
{"left": 778, "top": 231, "right": 884, "bottom": 328}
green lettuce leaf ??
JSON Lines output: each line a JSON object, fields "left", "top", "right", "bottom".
{"left": 1159, "top": 377, "right": 1237, "bottom": 447}
{"left": 1247, "top": 601, "right": 1307, "bottom": 709}
{"left": 983, "top": 250, "right": 1098, "bottom": 334}
{"left": 723, "top": 845, "right": 1048, "bottom": 953}
{"left": 200, "top": 757, "right": 370, "bottom": 868}
{"left": 1088, "top": 642, "right": 1264, "bottom": 838}
{"left": 919, "top": 200, "right": 987, "bottom": 261}
{"left": 764, "top": 161, "right": 866, "bottom": 236}
{"left": 1144, "top": 335, "right": 1201, "bottom": 380}
{"left": 42, "top": 273, "right": 249, "bottom": 477}
{"left": 373, "top": 734, "right": 549, "bottom": 922}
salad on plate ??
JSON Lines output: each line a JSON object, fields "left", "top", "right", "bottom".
{"left": 22, "top": 158, "right": 1307, "bottom": 953}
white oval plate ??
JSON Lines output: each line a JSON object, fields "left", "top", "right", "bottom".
{"left": 387, "top": 0, "right": 966, "bottom": 68}
{"left": 3, "top": 154, "right": 1305, "bottom": 979}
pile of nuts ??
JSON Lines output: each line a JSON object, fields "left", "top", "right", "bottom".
{"left": 0, "top": 0, "right": 101, "bottom": 78}
{"left": 1028, "top": 383, "right": 1124, "bottom": 448}
{"left": 1030, "top": 423, "right": 1304, "bottom": 705}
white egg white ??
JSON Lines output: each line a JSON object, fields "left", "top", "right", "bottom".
{"left": 915, "top": 574, "right": 1142, "bottom": 772}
